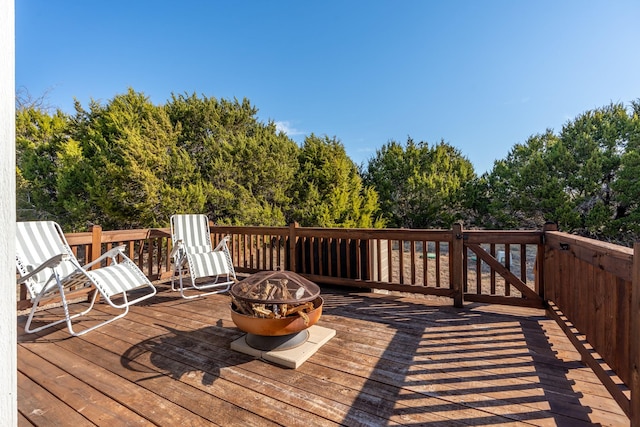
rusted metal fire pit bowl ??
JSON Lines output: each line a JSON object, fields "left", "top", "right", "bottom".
{"left": 230, "top": 270, "right": 323, "bottom": 350}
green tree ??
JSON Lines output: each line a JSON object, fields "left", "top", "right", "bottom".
{"left": 293, "top": 134, "right": 383, "bottom": 228}
{"left": 611, "top": 100, "right": 640, "bottom": 244}
{"left": 15, "top": 106, "right": 70, "bottom": 221}
{"left": 165, "top": 93, "right": 299, "bottom": 225}
{"left": 559, "top": 102, "right": 631, "bottom": 237}
{"left": 54, "top": 137, "right": 96, "bottom": 230}
{"left": 364, "top": 138, "right": 475, "bottom": 228}
{"left": 74, "top": 89, "right": 205, "bottom": 229}
{"left": 481, "top": 101, "right": 638, "bottom": 242}
{"left": 480, "top": 130, "right": 576, "bottom": 229}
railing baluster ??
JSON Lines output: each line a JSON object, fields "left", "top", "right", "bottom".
{"left": 328, "top": 237, "right": 333, "bottom": 277}
{"left": 399, "top": 240, "right": 404, "bottom": 285}
{"left": 336, "top": 238, "right": 342, "bottom": 278}
{"left": 377, "top": 239, "right": 383, "bottom": 283}
{"left": 422, "top": 240, "right": 427, "bottom": 287}
{"left": 387, "top": 239, "right": 393, "bottom": 283}
{"left": 319, "top": 237, "right": 324, "bottom": 276}
{"left": 490, "top": 243, "right": 496, "bottom": 294}
{"left": 435, "top": 241, "right": 441, "bottom": 288}
{"left": 147, "top": 239, "right": 154, "bottom": 278}
{"left": 505, "top": 243, "right": 511, "bottom": 296}
{"left": 410, "top": 240, "right": 416, "bottom": 285}
{"left": 476, "top": 246, "right": 482, "bottom": 294}
{"left": 462, "top": 247, "right": 468, "bottom": 293}
{"left": 356, "top": 239, "right": 362, "bottom": 280}
{"left": 520, "top": 244, "right": 527, "bottom": 285}
{"left": 346, "top": 238, "right": 352, "bottom": 279}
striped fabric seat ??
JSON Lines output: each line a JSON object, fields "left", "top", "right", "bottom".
{"left": 16, "top": 221, "right": 157, "bottom": 336}
{"left": 170, "top": 214, "right": 236, "bottom": 299}
{"left": 185, "top": 245, "right": 213, "bottom": 255}
{"left": 188, "top": 251, "right": 231, "bottom": 278}
{"left": 16, "top": 221, "right": 78, "bottom": 298}
{"left": 87, "top": 259, "right": 152, "bottom": 297}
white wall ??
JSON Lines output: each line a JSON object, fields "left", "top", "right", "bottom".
{"left": 0, "top": 0, "right": 17, "bottom": 423}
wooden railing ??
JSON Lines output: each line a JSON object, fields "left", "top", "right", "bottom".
{"left": 210, "top": 223, "right": 546, "bottom": 308}
{"left": 14, "top": 222, "right": 640, "bottom": 424}
{"left": 542, "top": 224, "right": 639, "bottom": 421}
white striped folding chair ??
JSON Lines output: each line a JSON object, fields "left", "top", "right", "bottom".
{"left": 16, "top": 221, "right": 157, "bottom": 336}
{"left": 169, "top": 214, "right": 236, "bottom": 299}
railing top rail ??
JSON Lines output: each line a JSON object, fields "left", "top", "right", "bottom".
{"left": 293, "top": 227, "right": 453, "bottom": 241}
{"left": 465, "top": 229, "right": 543, "bottom": 244}
{"left": 64, "top": 232, "right": 93, "bottom": 245}
{"left": 64, "top": 227, "right": 171, "bottom": 245}
{"left": 545, "top": 231, "right": 634, "bottom": 256}
{"left": 63, "top": 225, "right": 548, "bottom": 246}
{"left": 546, "top": 230, "right": 633, "bottom": 282}
{"left": 211, "top": 225, "right": 290, "bottom": 234}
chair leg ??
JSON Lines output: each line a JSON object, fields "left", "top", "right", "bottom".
{"left": 25, "top": 281, "right": 98, "bottom": 335}
{"left": 171, "top": 264, "right": 187, "bottom": 292}
{"left": 179, "top": 270, "right": 207, "bottom": 299}
{"left": 68, "top": 284, "right": 156, "bottom": 336}
{"left": 177, "top": 272, "right": 231, "bottom": 299}
{"left": 171, "top": 267, "right": 179, "bottom": 291}
{"left": 24, "top": 287, "right": 69, "bottom": 334}
{"left": 70, "top": 303, "right": 130, "bottom": 336}
{"left": 24, "top": 282, "right": 131, "bottom": 337}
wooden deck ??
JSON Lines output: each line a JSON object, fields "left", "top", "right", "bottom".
{"left": 17, "top": 285, "right": 628, "bottom": 426}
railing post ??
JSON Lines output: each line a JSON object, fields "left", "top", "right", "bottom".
{"left": 289, "top": 222, "right": 299, "bottom": 273}
{"left": 631, "top": 242, "right": 640, "bottom": 427}
{"left": 451, "top": 222, "right": 464, "bottom": 308}
{"left": 539, "top": 222, "right": 558, "bottom": 301}
{"left": 90, "top": 225, "right": 102, "bottom": 269}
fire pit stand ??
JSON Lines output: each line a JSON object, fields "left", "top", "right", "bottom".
{"left": 244, "top": 330, "right": 309, "bottom": 351}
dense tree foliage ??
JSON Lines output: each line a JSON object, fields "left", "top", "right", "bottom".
{"left": 16, "top": 107, "right": 71, "bottom": 222}
{"left": 16, "top": 89, "right": 382, "bottom": 231}
{"left": 363, "top": 138, "right": 475, "bottom": 228}
{"left": 476, "top": 101, "right": 640, "bottom": 245}
{"left": 292, "top": 135, "right": 383, "bottom": 228}
{"left": 475, "top": 130, "right": 574, "bottom": 229}
{"left": 77, "top": 90, "right": 207, "bottom": 228}
{"left": 15, "top": 88, "right": 640, "bottom": 245}
{"left": 165, "top": 93, "right": 299, "bottom": 225}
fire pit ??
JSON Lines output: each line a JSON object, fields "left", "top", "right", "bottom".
{"left": 230, "top": 270, "right": 323, "bottom": 351}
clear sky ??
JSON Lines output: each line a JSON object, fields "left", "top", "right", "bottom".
{"left": 16, "top": 1, "right": 640, "bottom": 174}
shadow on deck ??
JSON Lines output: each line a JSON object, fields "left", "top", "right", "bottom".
{"left": 17, "top": 285, "right": 627, "bottom": 426}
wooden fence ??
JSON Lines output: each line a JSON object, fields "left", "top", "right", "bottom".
{"left": 542, "top": 224, "right": 639, "bottom": 422}
{"left": 14, "top": 222, "right": 640, "bottom": 424}
{"left": 211, "top": 223, "right": 545, "bottom": 308}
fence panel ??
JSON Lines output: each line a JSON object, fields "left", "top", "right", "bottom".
{"left": 544, "top": 230, "right": 634, "bottom": 417}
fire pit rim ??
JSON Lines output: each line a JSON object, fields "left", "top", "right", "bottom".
{"left": 229, "top": 269, "right": 320, "bottom": 304}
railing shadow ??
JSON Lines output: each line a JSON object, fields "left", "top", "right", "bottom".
{"left": 112, "top": 288, "right": 612, "bottom": 425}
{"left": 319, "top": 290, "right": 601, "bottom": 426}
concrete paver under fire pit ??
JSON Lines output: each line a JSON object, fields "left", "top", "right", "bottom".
{"left": 231, "top": 325, "right": 336, "bottom": 368}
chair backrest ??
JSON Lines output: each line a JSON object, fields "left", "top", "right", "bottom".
{"left": 170, "top": 214, "right": 213, "bottom": 254}
{"left": 16, "top": 221, "right": 79, "bottom": 297}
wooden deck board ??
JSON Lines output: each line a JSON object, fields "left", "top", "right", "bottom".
{"left": 18, "top": 346, "right": 153, "bottom": 426}
{"left": 17, "top": 286, "right": 628, "bottom": 426}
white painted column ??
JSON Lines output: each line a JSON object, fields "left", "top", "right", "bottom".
{"left": 0, "top": 0, "right": 17, "bottom": 424}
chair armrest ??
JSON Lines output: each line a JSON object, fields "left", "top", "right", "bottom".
{"left": 17, "top": 253, "right": 69, "bottom": 285}
{"left": 83, "top": 245, "right": 127, "bottom": 269}
{"left": 213, "top": 235, "right": 230, "bottom": 252}
{"left": 169, "top": 240, "right": 184, "bottom": 259}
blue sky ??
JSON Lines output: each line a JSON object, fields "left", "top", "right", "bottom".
{"left": 16, "top": 1, "right": 640, "bottom": 174}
